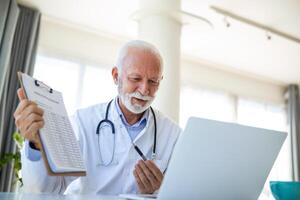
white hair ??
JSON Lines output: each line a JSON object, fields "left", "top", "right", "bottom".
{"left": 115, "top": 40, "right": 163, "bottom": 75}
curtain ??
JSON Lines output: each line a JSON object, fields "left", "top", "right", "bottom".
{"left": 286, "top": 85, "right": 300, "bottom": 181}
{"left": 0, "top": 2, "right": 41, "bottom": 192}
{"left": 0, "top": 0, "right": 19, "bottom": 96}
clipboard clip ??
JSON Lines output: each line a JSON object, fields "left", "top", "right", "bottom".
{"left": 34, "top": 79, "right": 53, "bottom": 93}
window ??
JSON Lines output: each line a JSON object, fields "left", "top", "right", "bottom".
{"left": 80, "top": 65, "right": 116, "bottom": 108}
{"left": 180, "top": 85, "right": 236, "bottom": 127}
{"left": 237, "top": 98, "right": 287, "bottom": 132}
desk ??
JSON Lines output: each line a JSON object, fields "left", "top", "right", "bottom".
{"left": 0, "top": 192, "right": 123, "bottom": 200}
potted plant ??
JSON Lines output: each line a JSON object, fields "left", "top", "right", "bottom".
{"left": 0, "top": 132, "right": 24, "bottom": 186}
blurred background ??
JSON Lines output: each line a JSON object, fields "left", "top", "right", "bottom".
{"left": 1, "top": 0, "right": 300, "bottom": 199}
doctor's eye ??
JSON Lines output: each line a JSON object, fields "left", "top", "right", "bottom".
{"left": 149, "top": 79, "right": 160, "bottom": 86}
{"left": 128, "top": 77, "right": 142, "bottom": 82}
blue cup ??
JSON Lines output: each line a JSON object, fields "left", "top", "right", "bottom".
{"left": 270, "top": 181, "right": 300, "bottom": 200}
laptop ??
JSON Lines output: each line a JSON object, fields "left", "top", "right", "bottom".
{"left": 120, "top": 117, "right": 287, "bottom": 200}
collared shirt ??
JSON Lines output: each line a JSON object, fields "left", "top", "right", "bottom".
{"left": 114, "top": 97, "right": 148, "bottom": 141}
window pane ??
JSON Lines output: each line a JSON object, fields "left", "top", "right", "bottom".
{"left": 80, "top": 65, "right": 117, "bottom": 107}
{"left": 237, "top": 98, "right": 287, "bottom": 131}
{"left": 180, "top": 86, "right": 235, "bottom": 127}
{"left": 33, "top": 55, "right": 80, "bottom": 115}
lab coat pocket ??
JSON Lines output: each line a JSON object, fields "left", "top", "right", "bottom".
{"left": 153, "top": 159, "right": 168, "bottom": 174}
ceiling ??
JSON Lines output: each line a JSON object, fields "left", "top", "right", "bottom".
{"left": 18, "top": 0, "right": 300, "bottom": 85}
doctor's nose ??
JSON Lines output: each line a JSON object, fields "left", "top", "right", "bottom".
{"left": 138, "top": 81, "right": 150, "bottom": 96}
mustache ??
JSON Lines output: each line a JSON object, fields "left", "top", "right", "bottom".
{"left": 128, "top": 92, "right": 153, "bottom": 101}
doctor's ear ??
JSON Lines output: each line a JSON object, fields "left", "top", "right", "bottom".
{"left": 112, "top": 67, "right": 119, "bottom": 85}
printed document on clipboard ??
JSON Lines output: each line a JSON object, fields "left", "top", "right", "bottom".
{"left": 18, "top": 72, "right": 86, "bottom": 176}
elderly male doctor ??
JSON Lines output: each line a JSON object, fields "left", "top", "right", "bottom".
{"left": 14, "top": 40, "right": 181, "bottom": 195}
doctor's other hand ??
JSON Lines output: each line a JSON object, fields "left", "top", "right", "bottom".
{"left": 133, "top": 160, "right": 163, "bottom": 194}
{"left": 14, "top": 88, "right": 44, "bottom": 150}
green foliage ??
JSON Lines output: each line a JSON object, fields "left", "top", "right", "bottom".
{"left": 0, "top": 132, "right": 24, "bottom": 186}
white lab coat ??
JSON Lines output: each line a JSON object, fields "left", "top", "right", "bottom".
{"left": 21, "top": 99, "right": 181, "bottom": 195}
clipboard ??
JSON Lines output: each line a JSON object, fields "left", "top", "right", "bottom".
{"left": 18, "top": 72, "right": 86, "bottom": 176}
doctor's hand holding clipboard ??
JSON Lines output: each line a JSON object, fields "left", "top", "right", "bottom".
{"left": 14, "top": 88, "right": 44, "bottom": 151}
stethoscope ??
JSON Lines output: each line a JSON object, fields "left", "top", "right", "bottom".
{"left": 96, "top": 99, "right": 157, "bottom": 166}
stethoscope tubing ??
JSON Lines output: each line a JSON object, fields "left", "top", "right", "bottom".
{"left": 96, "top": 99, "right": 157, "bottom": 166}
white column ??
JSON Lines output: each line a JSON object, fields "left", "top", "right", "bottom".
{"left": 137, "top": 0, "right": 182, "bottom": 122}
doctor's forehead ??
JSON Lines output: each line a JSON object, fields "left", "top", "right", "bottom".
{"left": 122, "top": 48, "right": 162, "bottom": 75}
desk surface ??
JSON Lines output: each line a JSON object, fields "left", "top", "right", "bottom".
{"left": 0, "top": 192, "right": 123, "bottom": 200}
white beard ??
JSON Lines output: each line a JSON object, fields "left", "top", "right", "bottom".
{"left": 119, "top": 91, "right": 154, "bottom": 114}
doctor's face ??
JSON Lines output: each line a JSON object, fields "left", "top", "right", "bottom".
{"left": 113, "top": 48, "right": 162, "bottom": 114}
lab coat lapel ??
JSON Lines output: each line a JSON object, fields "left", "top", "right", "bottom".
{"left": 132, "top": 108, "right": 155, "bottom": 160}
{"left": 133, "top": 108, "right": 152, "bottom": 143}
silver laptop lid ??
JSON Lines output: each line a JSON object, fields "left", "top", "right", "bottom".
{"left": 158, "top": 117, "right": 287, "bottom": 200}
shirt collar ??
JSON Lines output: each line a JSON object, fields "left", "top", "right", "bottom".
{"left": 114, "top": 97, "right": 149, "bottom": 128}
